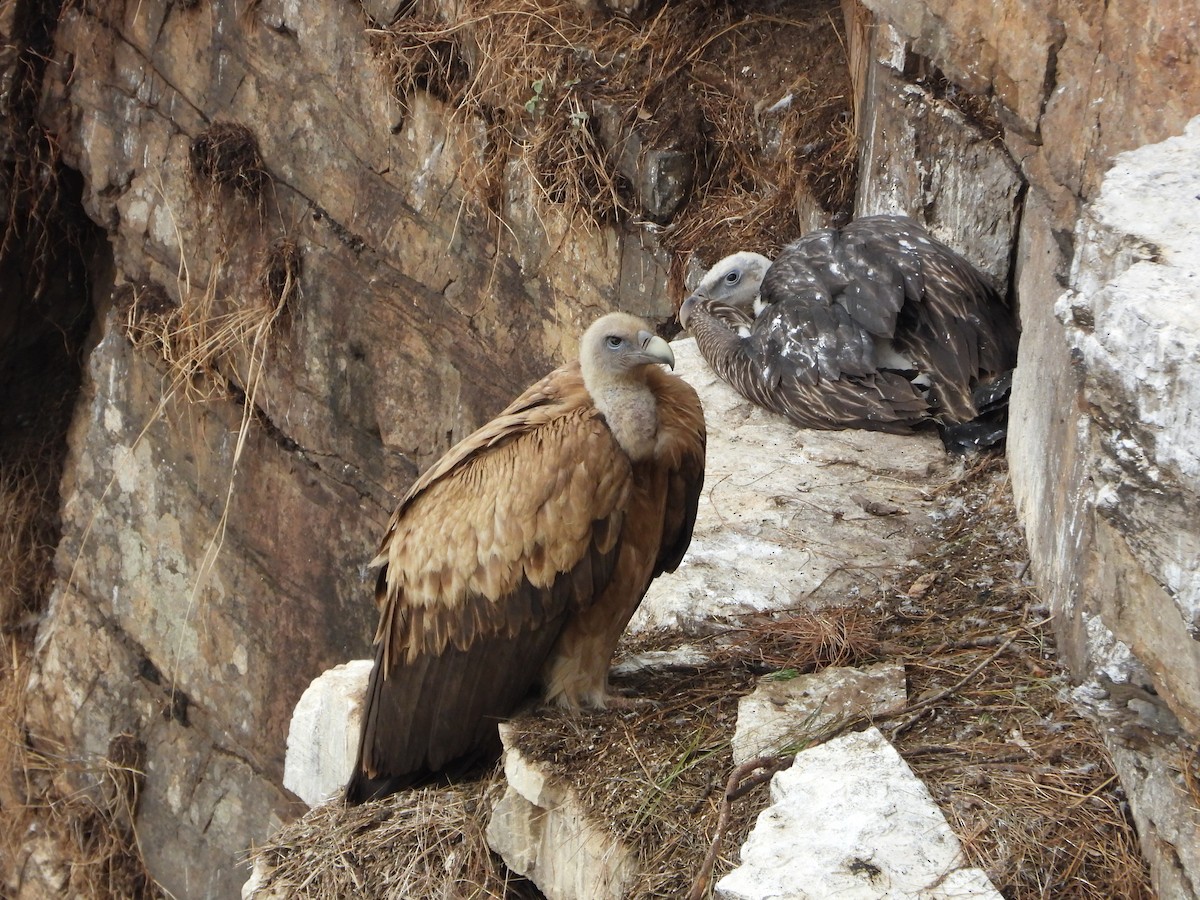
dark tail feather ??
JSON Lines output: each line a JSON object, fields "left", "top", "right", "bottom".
{"left": 344, "top": 769, "right": 418, "bottom": 805}
{"left": 344, "top": 748, "right": 500, "bottom": 805}
{"left": 938, "top": 370, "right": 1013, "bottom": 453}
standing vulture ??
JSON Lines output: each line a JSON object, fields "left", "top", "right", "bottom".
{"left": 679, "top": 215, "right": 1019, "bottom": 450}
{"left": 345, "top": 312, "right": 706, "bottom": 803}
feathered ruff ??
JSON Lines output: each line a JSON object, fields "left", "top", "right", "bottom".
{"left": 346, "top": 359, "right": 705, "bottom": 803}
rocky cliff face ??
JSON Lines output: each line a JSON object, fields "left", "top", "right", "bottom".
{"left": 3, "top": 0, "right": 1199, "bottom": 896}
{"left": 850, "top": 1, "right": 1200, "bottom": 896}
{"left": 14, "top": 0, "right": 694, "bottom": 895}
{"left": 9, "top": 0, "right": 855, "bottom": 895}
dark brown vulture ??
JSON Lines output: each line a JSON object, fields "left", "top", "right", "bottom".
{"left": 345, "top": 312, "right": 706, "bottom": 803}
{"left": 679, "top": 215, "right": 1019, "bottom": 451}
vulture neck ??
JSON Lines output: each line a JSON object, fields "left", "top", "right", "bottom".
{"left": 688, "top": 303, "right": 744, "bottom": 375}
{"left": 583, "top": 368, "right": 660, "bottom": 462}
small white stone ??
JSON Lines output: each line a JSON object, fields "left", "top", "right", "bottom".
{"left": 731, "top": 662, "right": 908, "bottom": 766}
{"left": 716, "top": 727, "right": 1003, "bottom": 900}
{"left": 282, "top": 659, "right": 373, "bottom": 808}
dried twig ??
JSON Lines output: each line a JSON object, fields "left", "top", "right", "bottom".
{"left": 686, "top": 754, "right": 792, "bottom": 900}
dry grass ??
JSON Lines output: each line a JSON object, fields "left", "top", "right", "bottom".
{"left": 190, "top": 121, "right": 271, "bottom": 202}
{"left": 369, "top": 0, "right": 857, "bottom": 268}
{"left": 243, "top": 459, "right": 1150, "bottom": 900}
{"left": 116, "top": 243, "right": 292, "bottom": 406}
{"left": 505, "top": 456, "right": 1152, "bottom": 899}
{"left": 247, "top": 772, "right": 537, "bottom": 899}
{"left": 2, "top": 699, "right": 160, "bottom": 900}
{"left": 0, "top": 462, "right": 59, "bottom": 632}
{"left": 879, "top": 458, "right": 1153, "bottom": 899}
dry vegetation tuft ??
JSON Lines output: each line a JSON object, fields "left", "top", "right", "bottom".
{"left": 247, "top": 773, "right": 537, "bottom": 899}
{"left": 190, "top": 121, "right": 271, "bottom": 201}
{"left": 0, "top": 463, "right": 59, "bottom": 632}
{"left": 3, "top": 718, "right": 159, "bottom": 899}
{"left": 370, "top": 0, "right": 856, "bottom": 267}
{"left": 259, "top": 237, "right": 304, "bottom": 317}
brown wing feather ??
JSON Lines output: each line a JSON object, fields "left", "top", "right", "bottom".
{"left": 347, "top": 364, "right": 634, "bottom": 801}
{"left": 645, "top": 368, "right": 706, "bottom": 575}
{"left": 540, "top": 367, "right": 706, "bottom": 709}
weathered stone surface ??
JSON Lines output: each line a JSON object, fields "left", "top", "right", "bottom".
{"left": 1038, "top": 119, "right": 1200, "bottom": 897}
{"left": 632, "top": 338, "right": 948, "bottom": 633}
{"left": 731, "top": 662, "right": 907, "bottom": 766}
{"left": 716, "top": 727, "right": 1003, "bottom": 900}
{"left": 24, "top": 0, "right": 680, "bottom": 894}
{"left": 487, "top": 723, "right": 639, "bottom": 900}
{"left": 854, "top": 23, "right": 1022, "bottom": 285}
{"left": 6, "top": 823, "right": 68, "bottom": 900}
{"left": 283, "top": 659, "right": 373, "bottom": 808}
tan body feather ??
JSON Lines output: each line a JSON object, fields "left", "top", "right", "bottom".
{"left": 346, "top": 316, "right": 705, "bottom": 802}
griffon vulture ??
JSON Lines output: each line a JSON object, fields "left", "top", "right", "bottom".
{"left": 345, "top": 312, "right": 706, "bottom": 803}
{"left": 679, "top": 215, "right": 1019, "bottom": 451}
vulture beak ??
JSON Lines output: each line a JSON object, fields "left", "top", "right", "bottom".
{"left": 637, "top": 330, "right": 676, "bottom": 370}
{"left": 679, "top": 294, "right": 699, "bottom": 330}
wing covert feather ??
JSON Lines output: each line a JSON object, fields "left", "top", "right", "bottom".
{"left": 374, "top": 369, "right": 634, "bottom": 671}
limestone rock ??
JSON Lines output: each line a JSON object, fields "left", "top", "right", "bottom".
{"left": 716, "top": 727, "right": 1003, "bottom": 900}
{"left": 283, "top": 659, "right": 373, "bottom": 808}
{"left": 1036, "top": 118, "right": 1200, "bottom": 897}
{"left": 633, "top": 339, "right": 948, "bottom": 633}
{"left": 854, "top": 23, "right": 1022, "bottom": 286}
{"left": 731, "top": 662, "right": 907, "bottom": 766}
{"left": 487, "top": 724, "right": 638, "bottom": 900}
{"left": 7, "top": 824, "right": 69, "bottom": 900}
{"left": 609, "top": 645, "right": 711, "bottom": 678}
{"left": 1062, "top": 115, "right": 1200, "bottom": 515}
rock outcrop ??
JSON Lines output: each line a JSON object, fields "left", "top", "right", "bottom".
{"left": 1052, "top": 119, "right": 1200, "bottom": 900}
{"left": 852, "top": 1, "right": 1200, "bottom": 895}
{"left": 717, "top": 728, "right": 1002, "bottom": 900}
{"left": 6, "top": 0, "right": 1200, "bottom": 894}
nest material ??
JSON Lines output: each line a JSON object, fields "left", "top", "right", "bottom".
{"left": 189, "top": 122, "right": 270, "bottom": 200}
{"left": 371, "top": 0, "right": 856, "bottom": 252}
{"left": 259, "top": 237, "right": 303, "bottom": 317}
{"left": 246, "top": 775, "right": 537, "bottom": 899}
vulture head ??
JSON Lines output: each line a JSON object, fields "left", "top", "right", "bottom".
{"left": 581, "top": 312, "right": 675, "bottom": 374}
{"left": 680, "top": 251, "right": 772, "bottom": 331}
{"left": 580, "top": 312, "right": 676, "bottom": 461}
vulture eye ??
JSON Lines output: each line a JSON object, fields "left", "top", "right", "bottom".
{"left": 724, "top": 270, "right": 741, "bottom": 285}
{"left": 605, "top": 335, "right": 624, "bottom": 350}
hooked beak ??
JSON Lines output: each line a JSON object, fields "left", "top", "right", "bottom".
{"left": 636, "top": 330, "right": 675, "bottom": 369}
{"left": 678, "top": 294, "right": 701, "bottom": 330}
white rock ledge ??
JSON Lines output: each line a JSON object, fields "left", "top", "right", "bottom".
{"left": 486, "top": 723, "right": 638, "bottom": 900}
{"left": 717, "top": 726, "right": 1002, "bottom": 900}
{"left": 731, "top": 661, "right": 908, "bottom": 766}
{"left": 632, "top": 339, "right": 947, "bottom": 634}
{"left": 283, "top": 659, "right": 372, "bottom": 807}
